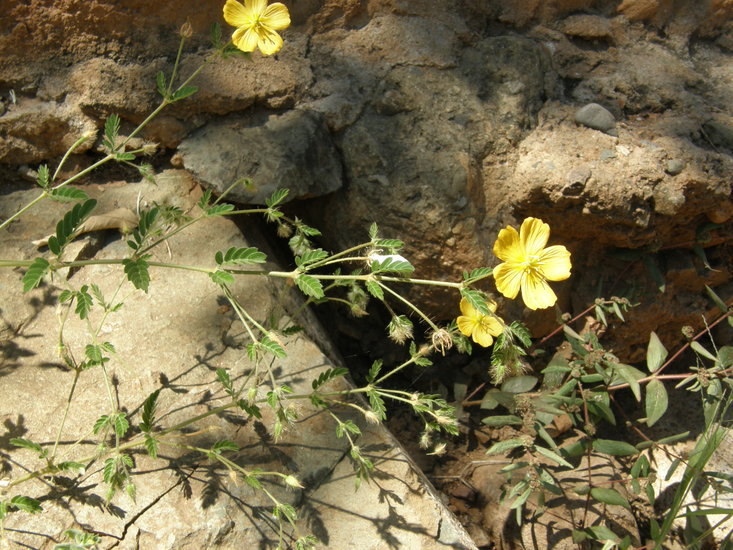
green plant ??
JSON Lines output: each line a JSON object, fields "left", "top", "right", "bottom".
{"left": 0, "top": 8, "right": 545, "bottom": 548}
{"left": 478, "top": 289, "right": 733, "bottom": 548}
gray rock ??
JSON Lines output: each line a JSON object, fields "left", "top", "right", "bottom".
{"left": 665, "top": 159, "right": 685, "bottom": 175}
{"left": 575, "top": 103, "right": 617, "bottom": 135}
{"left": 179, "top": 109, "right": 343, "bottom": 204}
{"left": 0, "top": 171, "right": 477, "bottom": 550}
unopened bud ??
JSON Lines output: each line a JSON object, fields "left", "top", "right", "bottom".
{"left": 284, "top": 475, "right": 304, "bottom": 489}
{"left": 388, "top": 315, "right": 413, "bottom": 345}
{"left": 142, "top": 141, "right": 158, "bottom": 156}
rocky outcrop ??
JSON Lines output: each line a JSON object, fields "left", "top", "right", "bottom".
{"left": 1, "top": 0, "right": 732, "bottom": 353}
{"left": 0, "top": 171, "right": 476, "bottom": 550}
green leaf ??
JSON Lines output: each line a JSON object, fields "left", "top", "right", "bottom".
{"left": 610, "top": 363, "right": 644, "bottom": 401}
{"left": 486, "top": 438, "right": 526, "bottom": 456}
{"left": 590, "top": 487, "right": 631, "bottom": 509}
{"left": 49, "top": 186, "right": 89, "bottom": 202}
{"left": 155, "top": 71, "right": 166, "bottom": 97}
{"left": 205, "top": 203, "right": 235, "bottom": 217}
{"left": 705, "top": 285, "right": 729, "bottom": 314}
{"left": 212, "top": 440, "right": 239, "bottom": 453}
{"left": 296, "top": 274, "right": 324, "bottom": 299}
{"left": 260, "top": 335, "right": 287, "bottom": 358}
{"left": 510, "top": 486, "right": 532, "bottom": 509}
{"left": 217, "top": 368, "right": 234, "bottom": 393}
{"left": 170, "top": 85, "right": 198, "bottom": 101}
{"left": 295, "top": 248, "right": 328, "bottom": 267}
{"left": 646, "top": 331, "right": 668, "bottom": 373}
{"left": 10, "top": 437, "right": 44, "bottom": 455}
{"left": 9, "top": 496, "right": 42, "bottom": 514}
{"left": 718, "top": 346, "right": 733, "bottom": 368}
{"left": 366, "top": 360, "right": 382, "bottom": 383}
{"left": 75, "top": 285, "right": 93, "bottom": 319}
{"left": 368, "top": 222, "right": 378, "bottom": 240}
{"left": 463, "top": 266, "right": 494, "bottom": 282}
{"left": 370, "top": 256, "right": 414, "bottom": 274}
{"left": 49, "top": 199, "right": 98, "bottom": 255}
{"left": 140, "top": 389, "right": 161, "bottom": 432}
{"left": 585, "top": 525, "right": 621, "bottom": 542}
{"left": 22, "top": 257, "right": 50, "bottom": 292}
{"left": 501, "top": 375, "right": 538, "bottom": 394}
{"left": 645, "top": 378, "right": 668, "bottom": 427}
{"left": 85, "top": 344, "right": 103, "bottom": 364}
{"left": 215, "top": 246, "right": 267, "bottom": 266}
{"left": 265, "top": 188, "right": 289, "bottom": 207}
{"left": 336, "top": 420, "right": 361, "bottom": 438}
{"left": 593, "top": 439, "right": 639, "bottom": 456}
{"left": 56, "top": 461, "right": 85, "bottom": 474}
{"left": 312, "top": 367, "right": 349, "bottom": 390}
{"left": 115, "top": 151, "right": 136, "bottom": 161}
{"left": 113, "top": 413, "right": 129, "bottom": 438}
{"left": 367, "top": 388, "right": 386, "bottom": 420}
{"left": 209, "top": 269, "right": 234, "bottom": 286}
{"left": 375, "top": 238, "right": 404, "bottom": 250}
{"left": 123, "top": 257, "right": 150, "bottom": 292}
{"left": 691, "top": 341, "right": 717, "bottom": 361}
{"left": 365, "top": 279, "right": 383, "bottom": 300}
{"left": 104, "top": 114, "right": 120, "bottom": 149}
{"left": 36, "top": 164, "right": 50, "bottom": 188}
{"left": 534, "top": 445, "right": 573, "bottom": 468}
{"left": 211, "top": 21, "right": 223, "bottom": 47}
{"left": 93, "top": 415, "right": 110, "bottom": 434}
{"left": 481, "top": 415, "right": 523, "bottom": 427}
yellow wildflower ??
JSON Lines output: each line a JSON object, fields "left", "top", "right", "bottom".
{"left": 456, "top": 297, "right": 503, "bottom": 347}
{"left": 223, "top": 0, "right": 291, "bottom": 56}
{"left": 493, "top": 217, "right": 572, "bottom": 310}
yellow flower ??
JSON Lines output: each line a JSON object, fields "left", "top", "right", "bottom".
{"left": 223, "top": 0, "right": 291, "bottom": 55}
{"left": 456, "top": 297, "right": 503, "bottom": 347}
{"left": 493, "top": 218, "right": 572, "bottom": 310}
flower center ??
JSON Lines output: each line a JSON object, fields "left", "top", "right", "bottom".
{"left": 522, "top": 255, "right": 543, "bottom": 276}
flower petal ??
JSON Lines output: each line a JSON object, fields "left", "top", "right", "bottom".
{"left": 484, "top": 315, "right": 504, "bottom": 336}
{"left": 520, "top": 217, "right": 550, "bottom": 256}
{"left": 262, "top": 3, "right": 291, "bottom": 30}
{"left": 457, "top": 316, "right": 476, "bottom": 338}
{"left": 472, "top": 328, "right": 494, "bottom": 348}
{"left": 538, "top": 245, "right": 572, "bottom": 281}
{"left": 245, "top": 0, "right": 268, "bottom": 16}
{"left": 520, "top": 271, "right": 557, "bottom": 310}
{"left": 257, "top": 27, "right": 283, "bottom": 54}
{"left": 493, "top": 225, "right": 524, "bottom": 263}
{"left": 232, "top": 26, "right": 259, "bottom": 52}
{"left": 459, "top": 297, "right": 476, "bottom": 317}
{"left": 223, "top": 0, "right": 251, "bottom": 27}
{"left": 493, "top": 262, "right": 523, "bottom": 300}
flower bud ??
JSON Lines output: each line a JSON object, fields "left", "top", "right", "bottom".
{"left": 388, "top": 315, "right": 413, "bottom": 344}
{"left": 284, "top": 475, "right": 304, "bottom": 489}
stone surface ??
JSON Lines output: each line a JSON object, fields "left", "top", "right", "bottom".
{"left": 574, "top": 102, "right": 617, "bottom": 135}
{"left": 179, "top": 109, "right": 343, "bottom": 203}
{"left": 1, "top": 0, "right": 730, "bottom": 355}
{"left": 561, "top": 14, "right": 614, "bottom": 40}
{"left": 0, "top": 171, "right": 476, "bottom": 550}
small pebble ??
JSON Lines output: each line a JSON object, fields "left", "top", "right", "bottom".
{"left": 600, "top": 149, "right": 617, "bottom": 160}
{"left": 575, "top": 103, "right": 617, "bottom": 136}
{"left": 665, "top": 159, "right": 684, "bottom": 175}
